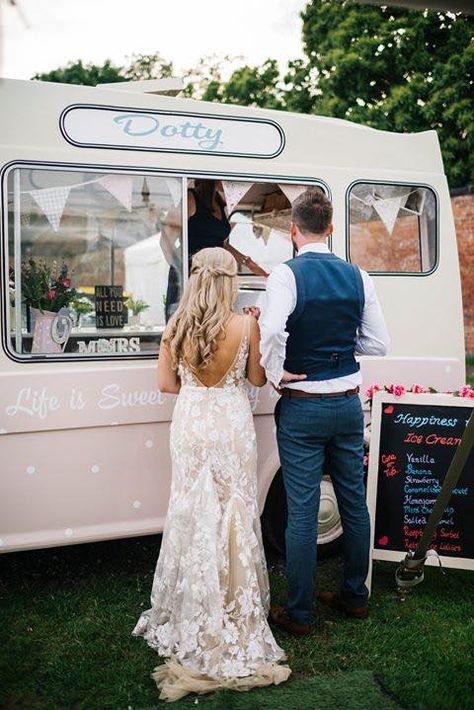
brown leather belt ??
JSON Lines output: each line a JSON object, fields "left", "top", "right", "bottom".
{"left": 282, "top": 386, "right": 360, "bottom": 399}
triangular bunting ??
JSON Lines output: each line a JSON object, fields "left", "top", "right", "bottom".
{"left": 222, "top": 180, "right": 253, "bottom": 214}
{"left": 252, "top": 223, "right": 272, "bottom": 245}
{"left": 165, "top": 178, "right": 182, "bottom": 208}
{"left": 372, "top": 194, "right": 408, "bottom": 235}
{"left": 98, "top": 174, "right": 133, "bottom": 212}
{"left": 278, "top": 184, "right": 307, "bottom": 204}
{"left": 30, "top": 186, "right": 71, "bottom": 232}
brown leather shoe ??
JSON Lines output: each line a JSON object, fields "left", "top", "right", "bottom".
{"left": 269, "top": 605, "right": 312, "bottom": 636}
{"left": 318, "top": 591, "right": 368, "bottom": 619}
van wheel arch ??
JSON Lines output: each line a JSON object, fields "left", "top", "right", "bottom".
{"left": 260, "top": 468, "right": 343, "bottom": 560}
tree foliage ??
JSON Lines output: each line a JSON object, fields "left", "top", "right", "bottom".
{"left": 32, "top": 2, "right": 473, "bottom": 186}
{"left": 189, "top": 2, "right": 474, "bottom": 187}
{"left": 32, "top": 59, "right": 124, "bottom": 86}
{"left": 298, "top": 1, "right": 474, "bottom": 187}
{"left": 33, "top": 53, "right": 173, "bottom": 86}
{"left": 123, "top": 53, "right": 174, "bottom": 82}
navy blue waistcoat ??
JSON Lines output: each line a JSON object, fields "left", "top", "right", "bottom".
{"left": 284, "top": 252, "right": 365, "bottom": 381}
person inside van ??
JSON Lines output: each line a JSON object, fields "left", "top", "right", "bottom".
{"left": 159, "top": 179, "right": 271, "bottom": 320}
{"left": 161, "top": 179, "right": 231, "bottom": 320}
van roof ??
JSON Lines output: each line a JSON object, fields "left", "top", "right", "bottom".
{"left": 0, "top": 77, "right": 444, "bottom": 176}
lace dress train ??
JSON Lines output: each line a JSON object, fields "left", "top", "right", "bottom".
{"left": 132, "top": 317, "right": 290, "bottom": 701}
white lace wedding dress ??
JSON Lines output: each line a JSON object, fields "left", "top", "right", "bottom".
{"left": 132, "top": 316, "right": 290, "bottom": 701}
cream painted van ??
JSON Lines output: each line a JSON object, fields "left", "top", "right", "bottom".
{"left": 0, "top": 77, "right": 465, "bottom": 555}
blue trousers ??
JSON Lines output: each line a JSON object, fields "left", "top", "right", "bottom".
{"left": 276, "top": 392, "right": 370, "bottom": 624}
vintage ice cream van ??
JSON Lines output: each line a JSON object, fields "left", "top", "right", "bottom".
{"left": 0, "top": 77, "right": 465, "bottom": 554}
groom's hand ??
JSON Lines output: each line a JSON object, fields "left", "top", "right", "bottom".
{"left": 272, "top": 370, "right": 307, "bottom": 394}
{"left": 280, "top": 370, "right": 307, "bottom": 385}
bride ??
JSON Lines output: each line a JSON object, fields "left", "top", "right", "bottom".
{"left": 132, "top": 247, "right": 291, "bottom": 701}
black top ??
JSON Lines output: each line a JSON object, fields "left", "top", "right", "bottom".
{"left": 165, "top": 190, "right": 232, "bottom": 319}
{"left": 188, "top": 190, "right": 231, "bottom": 265}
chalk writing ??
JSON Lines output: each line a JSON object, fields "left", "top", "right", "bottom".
{"left": 375, "top": 401, "right": 474, "bottom": 561}
{"left": 394, "top": 412, "right": 458, "bottom": 427}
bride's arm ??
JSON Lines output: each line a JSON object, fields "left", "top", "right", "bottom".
{"left": 157, "top": 334, "right": 181, "bottom": 394}
{"left": 247, "top": 316, "right": 267, "bottom": 387}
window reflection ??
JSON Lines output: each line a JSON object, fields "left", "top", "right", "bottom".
{"left": 7, "top": 168, "right": 183, "bottom": 359}
{"left": 6, "top": 169, "right": 325, "bottom": 361}
{"left": 349, "top": 183, "right": 437, "bottom": 273}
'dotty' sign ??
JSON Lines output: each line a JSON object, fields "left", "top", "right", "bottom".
{"left": 61, "top": 105, "right": 285, "bottom": 158}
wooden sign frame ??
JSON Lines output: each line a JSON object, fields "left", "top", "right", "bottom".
{"left": 366, "top": 391, "right": 474, "bottom": 592}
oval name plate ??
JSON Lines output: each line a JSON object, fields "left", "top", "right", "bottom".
{"left": 60, "top": 104, "right": 285, "bottom": 159}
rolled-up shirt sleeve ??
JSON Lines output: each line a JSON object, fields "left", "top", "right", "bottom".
{"left": 259, "top": 264, "right": 296, "bottom": 387}
{"left": 356, "top": 270, "right": 390, "bottom": 356}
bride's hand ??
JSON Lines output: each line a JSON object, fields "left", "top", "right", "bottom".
{"left": 243, "top": 306, "right": 261, "bottom": 320}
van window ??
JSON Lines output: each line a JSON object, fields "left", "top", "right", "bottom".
{"left": 222, "top": 181, "right": 326, "bottom": 295}
{"left": 348, "top": 183, "right": 437, "bottom": 274}
{"left": 6, "top": 167, "right": 183, "bottom": 360}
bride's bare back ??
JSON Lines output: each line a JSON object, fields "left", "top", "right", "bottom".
{"left": 158, "top": 313, "right": 265, "bottom": 393}
{"left": 193, "top": 314, "right": 265, "bottom": 388}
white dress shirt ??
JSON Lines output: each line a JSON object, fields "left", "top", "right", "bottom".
{"left": 259, "top": 242, "right": 390, "bottom": 392}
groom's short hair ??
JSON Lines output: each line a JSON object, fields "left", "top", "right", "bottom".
{"left": 292, "top": 188, "right": 333, "bottom": 236}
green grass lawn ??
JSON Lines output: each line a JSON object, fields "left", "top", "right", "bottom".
{"left": 1, "top": 536, "right": 473, "bottom": 710}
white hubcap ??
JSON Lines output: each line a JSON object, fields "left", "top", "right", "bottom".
{"left": 317, "top": 479, "right": 342, "bottom": 545}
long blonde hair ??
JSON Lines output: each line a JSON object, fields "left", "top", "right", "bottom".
{"left": 165, "top": 247, "right": 238, "bottom": 372}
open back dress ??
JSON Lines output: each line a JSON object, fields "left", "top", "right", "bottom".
{"left": 132, "top": 315, "right": 290, "bottom": 701}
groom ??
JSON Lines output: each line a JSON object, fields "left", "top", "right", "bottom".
{"left": 259, "top": 189, "right": 389, "bottom": 636}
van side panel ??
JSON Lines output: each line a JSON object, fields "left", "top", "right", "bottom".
{"left": 0, "top": 78, "right": 464, "bottom": 552}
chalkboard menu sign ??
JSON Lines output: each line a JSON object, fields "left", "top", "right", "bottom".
{"left": 367, "top": 393, "right": 474, "bottom": 576}
{"left": 95, "top": 285, "right": 126, "bottom": 329}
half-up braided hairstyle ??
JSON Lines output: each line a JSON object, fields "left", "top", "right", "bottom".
{"left": 165, "top": 247, "right": 238, "bottom": 373}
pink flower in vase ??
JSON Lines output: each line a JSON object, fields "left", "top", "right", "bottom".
{"left": 388, "top": 384, "right": 406, "bottom": 398}
{"left": 47, "top": 289, "right": 56, "bottom": 299}
{"left": 366, "top": 383, "right": 382, "bottom": 400}
{"left": 458, "top": 385, "right": 474, "bottom": 399}
{"left": 411, "top": 384, "right": 427, "bottom": 394}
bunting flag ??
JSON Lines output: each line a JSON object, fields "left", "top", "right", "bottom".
{"left": 278, "top": 184, "right": 307, "bottom": 204}
{"left": 252, "top": 223, "right": 272, "bottom": 245}
{"left": 222, "top": 180, "right": 253, "bottom": 214}
{"left": 372, "top": 194, "right": 409, "bottom": 235}
{"left": 30, "top": 186, "right": 71, "bottom": 232}
{"left": 98, "top": 174, "right": 133, "bottom": 212}
{"left": 165, "top": 178, "right": 183, "bottom": 207}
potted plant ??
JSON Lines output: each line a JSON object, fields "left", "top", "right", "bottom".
{"left": 21, "top": 258, "right": 77, "bottom": 353}
{"left": 71, "top": 295, "right": 94, "bottom": 328}
{"left": 125, "top": 296, "right": 150, "bottom": 327}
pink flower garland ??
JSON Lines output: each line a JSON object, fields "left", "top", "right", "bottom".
{"left": 387, "top": 383, "right": 407, "bottom": 398}
{"left": 365, "top": 382, "right": 474, "bottom": 405}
